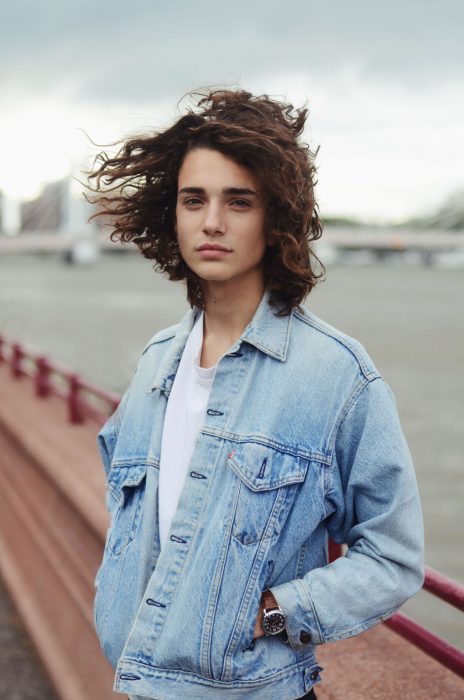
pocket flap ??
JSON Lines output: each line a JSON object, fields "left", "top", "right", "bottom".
{"left": 227, "top": 442, "right": 308, "bottom": 492}
{"left": 106, "top": 464, "right": 148, "bottom": 505}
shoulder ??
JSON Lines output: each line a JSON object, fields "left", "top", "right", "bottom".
{"left": 141, "top": 322, "right": 180, "bottom": 355}
{"left": 291, "top": 304, "right": 380, "bottom": 382}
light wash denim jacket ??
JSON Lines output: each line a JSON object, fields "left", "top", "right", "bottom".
{"left": 94, "top": 287, "right": 425, "bottom": 700}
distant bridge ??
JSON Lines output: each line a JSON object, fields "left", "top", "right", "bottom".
{"left": 320, "top": 227, "right": 464, "bottom": 252}
{"left": 0, "top": 227, "right": 464, "bottom": 256}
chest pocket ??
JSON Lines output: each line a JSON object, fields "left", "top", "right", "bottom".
{"left": 105, "top": 464, "right": 148, "bottom": 556}
{"left": 227, "top": 442, "right": 309, "bottom": 546}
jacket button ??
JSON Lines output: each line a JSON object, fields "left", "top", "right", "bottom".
{"left": 300, "top": 631, "right": 311, "bottom": 643}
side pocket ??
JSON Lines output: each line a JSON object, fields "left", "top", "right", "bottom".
{"left": 105, "top": 464, "right": 148, "bottom": 557}
{"left": 241, "top": 587, "right": 262, "bottom": 653}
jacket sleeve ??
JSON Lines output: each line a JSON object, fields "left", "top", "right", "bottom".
{"left": 270, "top": 376, "right": 425, "bottom": 650}
{"left": 96, "top": 375, "right": 135, "bottom": 478}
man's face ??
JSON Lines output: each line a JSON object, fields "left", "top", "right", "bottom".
{"left": 175, "top": 148, "right": 271, "bottom": 290}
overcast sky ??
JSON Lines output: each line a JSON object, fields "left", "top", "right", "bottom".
{"left": 1, "top": 0, "right": 463, "bottom": 224}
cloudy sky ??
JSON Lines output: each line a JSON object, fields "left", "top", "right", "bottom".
{"left": 1, "top": 0, "right": 463, "bottom": 224}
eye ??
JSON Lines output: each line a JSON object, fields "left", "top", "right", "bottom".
{"left": 183, "top": 197, "right": 203, "bottom": 206}
{"left": 230, "top": 199, "right": 251, "bottom": 208}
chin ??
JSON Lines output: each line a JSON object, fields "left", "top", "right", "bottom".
{"left": 188, "top": 264, "right": 235, "bottom": 282}
{"left": 196, "top": 273, "right": 234, "bottom": 283}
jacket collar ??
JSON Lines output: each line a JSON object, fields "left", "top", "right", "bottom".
{"left": 240, "top": 287, "right": 291, "bottom": 361}
{"left": 149, "top": 287, "right": 292, "bottom": 393}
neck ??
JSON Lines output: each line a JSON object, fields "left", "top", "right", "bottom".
{"left": 200, "top": 275, "right": 266, "bottom": 346}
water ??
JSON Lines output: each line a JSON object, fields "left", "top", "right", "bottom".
{"left": 0, "top": 252, "right": 463, "bottom": 649}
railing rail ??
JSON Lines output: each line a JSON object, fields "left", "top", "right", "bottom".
{"left": 385, "top": 566, "right": 464, "bottom": 677}
{"left": 0, "top": 335, "right": 119, "bottom": 425}
{"left": 385, "top": 611, "right": 464, "bottom": 678}
{"left": 1, "top": 333, "right": 464, "bottom": 680}
{"left": 422, "top": 566, "right": 464, "bottom": 611}
{"left": 328, "top": 543, "right": 464, "bottom": 678}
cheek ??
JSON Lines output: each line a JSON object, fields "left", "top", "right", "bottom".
{"left": 241, "top": 224, "right": 267, "bottom": 258}
{"left": 176, "top": 233, "right": 190, "bottom": 260}
{"left": 174, "top": 213, "right": 188, "bottom": 247}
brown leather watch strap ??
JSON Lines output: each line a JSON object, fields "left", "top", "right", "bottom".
{"left": 261, "top": 589, "right": 279, "bottom": 610}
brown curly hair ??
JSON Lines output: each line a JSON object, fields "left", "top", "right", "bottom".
{"left": 86, "top": 88, "right": 325, "bottom": 315}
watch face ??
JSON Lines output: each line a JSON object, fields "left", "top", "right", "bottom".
{"left": 263, "top": 611, "right": 286, "bottom": 635}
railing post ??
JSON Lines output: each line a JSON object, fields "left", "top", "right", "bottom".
{"left": 68, "top": 374, "right": 84, "bottom": 424}
{"left": 12, "top": 343, "right": 23, "bottom": 378}
{"left": 35, "top": 356, "right": 51, "bottom": 397}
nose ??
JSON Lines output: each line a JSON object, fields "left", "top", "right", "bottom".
{"left": 202, "top": 201, "right": 225, "bottom": 236}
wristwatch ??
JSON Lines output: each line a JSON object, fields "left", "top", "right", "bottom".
{"left": 261, "top": 589, "right": 287, "bottom": 639}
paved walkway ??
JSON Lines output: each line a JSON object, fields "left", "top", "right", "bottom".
{"left": 0, "top": 575, "right": 58, "bottom": 700}
{"left": 315, "top": 623, "right": 463, "bottom": 699}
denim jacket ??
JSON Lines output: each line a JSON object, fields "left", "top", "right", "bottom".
{"left": 94, "top": 287, "right": 425, "bottom": 700}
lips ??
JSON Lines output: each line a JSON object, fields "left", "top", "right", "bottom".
{"left": 197, "top": 244, "right": 231, "bottom": 252}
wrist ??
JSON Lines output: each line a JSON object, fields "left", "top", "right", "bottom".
{"left": 261, "top": 589, "right": 288, "bottom": 639}
{"left": 261, "top": 589, "right": 278, "bottom": 609}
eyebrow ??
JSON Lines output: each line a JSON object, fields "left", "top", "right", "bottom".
{"left": 178, "top": 186, "right": 258, "bottom": 196}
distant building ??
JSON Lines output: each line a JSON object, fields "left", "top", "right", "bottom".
{"left": 404, "top": 188, "right": 464, "bottom": 231}
{"left": 19, "top": 176, "right": 98, "bottom": 234}
{"left": 434, "top": 189, "right": 464, "bottom": 230}
{"left": 20, "top": 178, "right": 68, "bottom": 232}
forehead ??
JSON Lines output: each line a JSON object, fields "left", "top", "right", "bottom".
{"left": 177, "top": 148, "right": 259, "bottom": 189}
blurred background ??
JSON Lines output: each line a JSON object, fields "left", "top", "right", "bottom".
{"left": 0, "top": 1, "right": 463, "bottom": 697}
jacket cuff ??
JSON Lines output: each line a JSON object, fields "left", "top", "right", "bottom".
{"left": 270, "top": 578, "right": 323, "bottom": 650}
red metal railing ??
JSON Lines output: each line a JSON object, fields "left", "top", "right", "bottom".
{"left": 0, "top": 335, "right": 120, "bottom": 425}
{"left": 1, "top": 334, "right": 464, "bottom": 679}
{"left": 328, "top": 545, "right": 464, "bottom": 678}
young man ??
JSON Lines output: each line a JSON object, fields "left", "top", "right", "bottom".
{"left": 89, "top": 89, "right": 424, "bottom": 700}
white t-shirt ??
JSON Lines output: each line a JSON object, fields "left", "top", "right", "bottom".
{"left": 158, "top": 310, "right": 218, "bottom": 551}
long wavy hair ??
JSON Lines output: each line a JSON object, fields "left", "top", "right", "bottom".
{"left": 86, "top": 88, "right": 325, "bottom": 315}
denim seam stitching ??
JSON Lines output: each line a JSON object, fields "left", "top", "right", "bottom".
{"left": 110, "top": 458, "right": 160, "bottom": 469}
{"left": 201, "top": 431, "right": 330, "bottom": 464}
{"left": 320, "top": 606, "right": 398, "bottom": 643}
{"left": 222, "top": 535, "right": 271, "bottom": 681}
{"left": 300, "top": 578, "right": 325, "bottom": 644}
{"left": 116, "top": 654, "right": 316, "bottom": 687}
{"left": 327, "top": 375, "right": 382, "bottom": 458}
{"left": 293, "top": 308, "right": 378, "bottom": 380}
{"left": 141, "top": 326, "right": 178, "bottom": 354}
{"left": 201, "top": 482, "right": 238, "bottom": 680}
